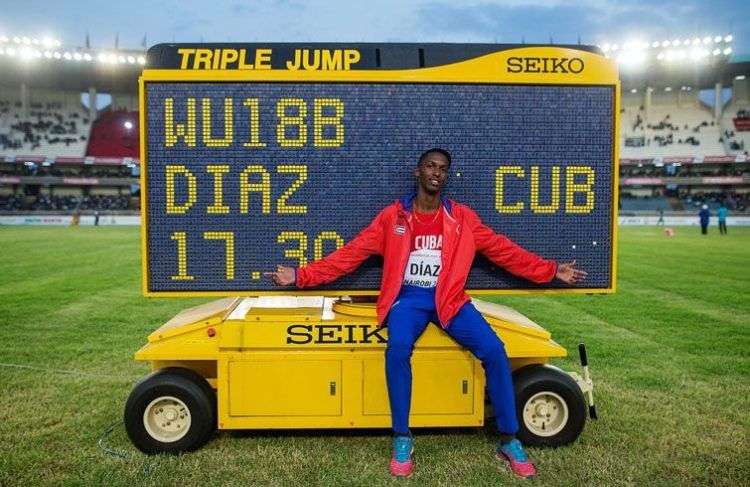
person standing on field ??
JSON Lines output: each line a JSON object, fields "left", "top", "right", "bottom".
{"left": 717, "top": 203, "right": 728, "bottom": 235}
{"left": 265, "top": 149, "right": 587, "bottom": 479}
{"left": 699, "top": 204, "right": 710, "bottom": 235}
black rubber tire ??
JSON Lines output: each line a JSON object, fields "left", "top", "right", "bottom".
{"left": 513, "top": 365, "right": 586, "bottom": 447}
{"left": 124, "top": 368, "right": 216, "bottom": 454}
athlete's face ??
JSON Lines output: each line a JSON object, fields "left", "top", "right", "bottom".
{"left": 414, "top": 152, "right": 450, "bottom": 194}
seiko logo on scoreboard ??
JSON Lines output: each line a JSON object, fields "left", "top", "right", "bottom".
{"left": 506, "top": 57, "right": 584, "bottom": 74}
{"left": 286, "top": 324, "right": 387, "bottom": 345}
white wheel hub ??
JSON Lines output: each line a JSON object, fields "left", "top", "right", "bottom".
{"left": 522, "top": 391, "right": 569, "bottom": 437}
{"left": 143, "top": 396, "right": 191, "bottom": 443}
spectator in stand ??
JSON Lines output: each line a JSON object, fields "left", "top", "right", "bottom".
{"left": 717, "top": 204, "right": 728, "bottom": 235}
{"left": 699, "top": 205, "right": 710, "bottom": 235}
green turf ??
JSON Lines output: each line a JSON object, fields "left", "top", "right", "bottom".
{"left": 1, "top": 225, "right": 748, "bottom": 486}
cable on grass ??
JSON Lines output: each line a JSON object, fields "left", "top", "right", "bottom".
{"left": 3, "top": 363, "right": 152, "bottom": 475}
{"left": 98, "top": 420, "right": 152, "bottom": 477}
{"left": 0, "top": 362, "right": 129, "bottom": 380}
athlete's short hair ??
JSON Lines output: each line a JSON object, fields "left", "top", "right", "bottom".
{"left": 418, "top": 148, "right": 452, "bottom": 167}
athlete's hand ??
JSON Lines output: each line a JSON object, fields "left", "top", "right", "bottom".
{"left": 555, "top": 260, "right": 588, "bottom": 285}
{"left": 264, "top": 265, "right": 296, "bottom": 286}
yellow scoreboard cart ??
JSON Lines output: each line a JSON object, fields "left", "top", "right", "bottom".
{"left": 125, "top": 43, "right": 610, "bottom": 454}
{"left": 125, "top": 296, "right": 596, "bottom": 454}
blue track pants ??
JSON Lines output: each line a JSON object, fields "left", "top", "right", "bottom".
{"left": 385, "top": 285, "right": 519, "bottom": 436}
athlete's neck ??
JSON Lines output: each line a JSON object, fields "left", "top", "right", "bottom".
{"left": 414, "top": 189, "right": 441, "bottom": 213}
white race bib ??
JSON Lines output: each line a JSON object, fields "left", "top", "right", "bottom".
{"left": 402, "top": 249, "right": 441, "bottom": 288}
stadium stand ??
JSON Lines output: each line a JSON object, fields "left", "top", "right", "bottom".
{"left": 85, "top": 110, "right": 139, "bottom": 158}
{"left": 620, "top": 91, "right": 724, "bottom": 158}
{"left": 0, "top": 90, "right": 92, "bottom": 157}
{"left": 720, "top": 101, "right": 750, "bottom": 155}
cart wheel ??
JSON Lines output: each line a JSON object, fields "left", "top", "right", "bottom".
{"left": 513, "top": 365, "right": 586, "bottom": 447}
{"left": 124, "top": 368, "right": 216, "bottom": 454}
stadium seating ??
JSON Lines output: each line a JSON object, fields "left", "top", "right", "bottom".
{"left": 720, "top": 102, "right": 750, "bottom": 155}
{"left": 620, "top": 97, "right": 724, "bottom": 158}
{"left": 0, "top": 97, "right": 91, "bottom": 157}
{"left": 85, "top": 110, "right": 139, "bottom": 157}
{"left": 29, "top": 193, "right": 131, "bottom": 211}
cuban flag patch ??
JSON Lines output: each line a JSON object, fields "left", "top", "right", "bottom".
{"left": 394, "top": 225, "right": 406, "bottom": 235}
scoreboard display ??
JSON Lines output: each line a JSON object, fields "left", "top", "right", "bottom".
{"left": 140, "top": 44, "right": 619, "bottom": 296}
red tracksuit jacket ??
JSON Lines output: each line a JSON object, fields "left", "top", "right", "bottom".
{"left": 296, "top": 194, "right": 557, "bottom": 327}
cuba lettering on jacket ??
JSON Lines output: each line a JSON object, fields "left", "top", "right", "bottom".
{"left": 295, "top": 194, "right": 557, "bottom": 327}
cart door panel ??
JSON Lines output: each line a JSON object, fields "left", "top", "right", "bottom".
{"left": 228, "top": 361, "right": 342, "bottom": 416}
{"left": 362, "top": 357, "right": 475, "bottom": 415}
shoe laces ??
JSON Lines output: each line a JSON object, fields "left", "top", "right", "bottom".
{"left": 393, "top": 436, "right": 413, "bottom": 462}
{"left": 500, "top": 439, "right": 528, "bottom": 462}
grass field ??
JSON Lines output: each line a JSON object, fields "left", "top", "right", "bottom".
{"left": 0, "top": 225, "right": 748, "bottom": 486}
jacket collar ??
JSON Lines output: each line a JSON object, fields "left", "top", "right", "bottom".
{"left": 398, "top": 193, "right": 453, "bottom": 215}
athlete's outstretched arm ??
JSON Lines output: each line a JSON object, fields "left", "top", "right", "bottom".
{"left": 265, "top": 208, "right": 387, "bottom": 287}
{"left": 470, "top": 211, "right": 586, "bottom": 284}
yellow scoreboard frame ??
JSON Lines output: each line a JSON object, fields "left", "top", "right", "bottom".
{"left": 139, "top": 45, "right": 620, "bottom": 297}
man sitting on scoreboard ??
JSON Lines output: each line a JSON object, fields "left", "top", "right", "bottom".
{"left": 266, "top": 148, "right": 586, "bottom": 479}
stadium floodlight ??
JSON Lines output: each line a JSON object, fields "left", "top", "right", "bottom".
{"left": 43, "top": 51, "right": 52, "bottom": 58}
{"left": 692, "top": 37, "right": 701, "bottom": 45}
{"left": 118, "top": 55, "right": 126, "bottom": 63}
{"left": 661, "top": 40, "right": 670, "bottom": 47}
{"left": 656, "top": 51, "right": 665, "bottom": 60}
{"left": 714, "top": 35, "right": 722, "bottom": 43}
{"left": 671, "top": 39, "right": 680, "bottom": 46}
{"left": 53, "top": 51, "right": 61, "bottom": 59}
{"left": 137, "top": 56, "right": 146, "bottom": 65}
{"left": 665, "top": 86, "right": 672, "bottom": 91}
{"left": 21, "top": 36, "right": 30, "bottom": 44}
{"left": 617, "top": 50, "right": 646, "bottom": 69}
{"left": 0, "top": 36, "right": 8, "bottom": 43}
{"left": 6, "top": 47, "right": 16, "bottom": 56}
{"left": 712, "top": 48, "right": 721, "bottom": 55}
{"left": 601, "top": 43, "right": 610, "bottom": 52}
{"left": 723, "top": 47, "right": 732, "bottom": 55}
{"left": 83, "top": 53, "right": 92, "bottom": 61}
{"left": 689, "top": 48, "right": 708, "bottom": 61}
{"left": 31, "top": 38, "right": 39, "bottom": 45}
{"left": 73, "top": 52, "right": 82, "bottom": 61}
{"left": 12, "top": 36, "right": 21, "bottom": 44}
{"left": 63, "top": 52, "right": 72, "bottom": 60}
{"left": 127, "top": 55, "right": 136, "bottom": 64}
{"left": 651, "top": 41, "right": 660, "bottom": 48}
{"left": 702, "top": 36, "right": 711, "bottom": 44}
{"left": 724, "top": 35, "right": 733, "bottom": 42}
